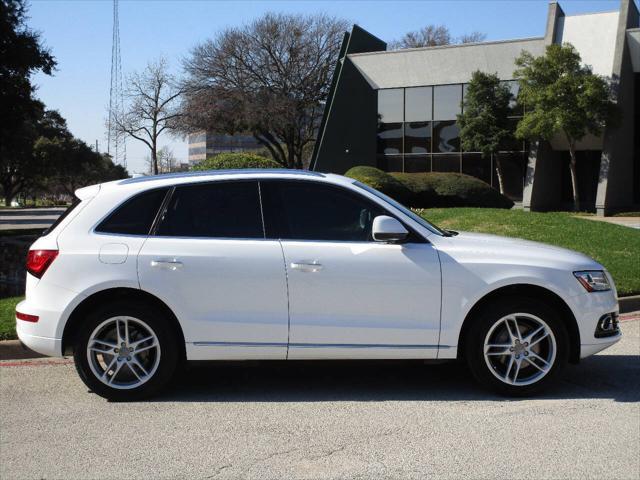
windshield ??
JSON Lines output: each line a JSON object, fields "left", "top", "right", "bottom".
{"left": 352, "top": 181, "right": 446, "bottom": 236}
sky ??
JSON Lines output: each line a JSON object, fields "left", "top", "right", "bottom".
{"left": 27, "top": 0, "right": 626, "bottom": 174}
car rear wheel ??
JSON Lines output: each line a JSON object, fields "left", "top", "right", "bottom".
{"left": 73, "top": 302, "right": 178, "bottom": 401}
{"left": 465, "top": 297, "right": 569, "bottom": 396}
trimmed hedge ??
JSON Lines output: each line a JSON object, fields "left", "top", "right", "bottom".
{"left": 193, "top": 152, "right": 281, "bottom": 170}
{"left": 343, "top": 166, "right": 412, "bottom": 203}
{"left": 345, "top": 166, "right": 513, "bottom": 209}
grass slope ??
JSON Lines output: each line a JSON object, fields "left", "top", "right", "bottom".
{"left": 0, "top": 296, "right": 22, "bottom": 340}
{"left": 419, "top": 208, "right": 640, "bottom": 296}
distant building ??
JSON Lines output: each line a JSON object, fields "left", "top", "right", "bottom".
{"left": 188, "top": 131, "right": 262, "bottom": 165}
{"left": 312, "top": 0, "right": 640, "bottom": 214}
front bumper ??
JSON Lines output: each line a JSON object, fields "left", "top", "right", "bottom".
{"left": 570, "top": 289, "right": 622, "bottom": 359}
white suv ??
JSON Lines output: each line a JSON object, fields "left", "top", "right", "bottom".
{"left": 16, "top": 170, "right": 621, "bottom": 400}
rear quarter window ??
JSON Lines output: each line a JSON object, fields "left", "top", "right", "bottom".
{"left": 95, "top": 188, "right": 169, "bottom": 235}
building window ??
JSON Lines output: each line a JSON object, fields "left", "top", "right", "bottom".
{"left": 404, "top": 122, "right": 431, "bottom": 154}
{"left": 374, "top": 82, "right": 525, "bottom": 193}
{"left": 377, "top": 123, "right": 403, "bottom": 154}
{"left": 462, "top": 154, "right": 492, "bottom": 185}
{"left": 433, "top": 120, "right": 460, "bottom": 153}
{"left": 378, "top": 89, "right": 404, "bottom": 123}
{"left": 432, "top": 154, "right": 461, "bottom": 173}
{"left": 434, "top": 84, "right": 462, "bottom": 120}
{"left": 405, "top": 87, "right": 432, "bottom": 121}
{"left": 404, "top": 155, "right": 430, "bottom": 173}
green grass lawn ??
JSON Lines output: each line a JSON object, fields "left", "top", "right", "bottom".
{"left": 418, "top": 208, "right": 640, "bottom": 296}
{"left": 0, "top": 296, "right": 22, "bottom": 341}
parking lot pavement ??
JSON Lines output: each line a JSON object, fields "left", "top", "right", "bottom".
{"left": 1, "top": 321, "right": 638, "bottom": 480}
{"left": 0, "top": 208, "right": 64, "bottom": 231}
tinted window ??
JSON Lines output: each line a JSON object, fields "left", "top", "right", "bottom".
{"left": 378, "top": 89, "right": 403, "bottom": 123}
{"left": 96, "top": 188, "right": 168, "bottom": 235}
{"left": 405, "top": 87, "right": 432, "bottom": 122}
{"left": 156, "top": 181, "right": 263, "bottom": 238}
{"left": 434, "top": 84, "right": 462, "bottom": 120}
{"left": 262, "top": 181, "right": 386, "bottom": 242}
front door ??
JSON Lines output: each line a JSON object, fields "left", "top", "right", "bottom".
{"left": 261, "top": 180, "right": 442, "bottom": 359}
{"left": 138, "top": 180, "right": 289, "bottom": 360}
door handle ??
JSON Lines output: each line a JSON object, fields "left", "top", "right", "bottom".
{"left": 150, "top": 259, "right": 183, "bottom": 271}
{"left": 290, "top": 261, "right": 323, "bottom": 272}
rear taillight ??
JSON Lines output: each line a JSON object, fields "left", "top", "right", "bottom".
{"left": 16, "top": 311, "right": 39, "bottom": 323}
{"left": 26, "top": 249, "right": 58, "bottom": 278}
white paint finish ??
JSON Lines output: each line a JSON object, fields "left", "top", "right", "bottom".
{"left": 137, "top": 238, "right": 289, "bottom": 359}
{"left": 98, "top": 243, "right": 128, "bottom": 264}
{"left": 282, "top": 241, "right": 441, "bottom": 359}
{"left": 556, "top": 12, "right": 619, "bottom": 76}
{"left": 349, "top": 38, "right": 546, "bottom": 89}
{"left": 16, "top": 170, "right": 621, "bottom": 370}
{"left": 628, "top": 29, "right": 640, "bottom": 72}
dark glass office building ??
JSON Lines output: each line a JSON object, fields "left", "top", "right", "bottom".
{"left": 312, "top": 0, "right": 640, "bottom": 214}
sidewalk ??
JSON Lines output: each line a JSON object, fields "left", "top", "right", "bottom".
{"left": 576, "top": 215, "right": 640, "bottom": 229}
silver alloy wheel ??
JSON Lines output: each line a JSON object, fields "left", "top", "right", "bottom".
{"left": 483, "top": 313, "right": 557, "bottom": 386}
{"left": 86, "top": 316, "right": 161, "bottom": 390}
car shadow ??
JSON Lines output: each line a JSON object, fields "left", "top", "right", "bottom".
{"left": 154, "top": 354, "right": 639, "bottom": 404}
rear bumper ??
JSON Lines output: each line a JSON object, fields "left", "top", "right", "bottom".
{"left": 16, "top": 326, "right": 62, "bottom": 357}
{"left": 15, "top": 299, "right": 65, "bottom": 357}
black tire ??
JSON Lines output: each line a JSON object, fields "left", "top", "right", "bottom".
{"left": 464, "top": 296, "right": 569, "bottom": 396}
{"left": 73, "top": 300, "right": 179, "bottom": 401}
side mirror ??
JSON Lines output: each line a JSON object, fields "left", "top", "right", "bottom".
{"left": 372, "top": 215, "right": 409, "bottom": 243}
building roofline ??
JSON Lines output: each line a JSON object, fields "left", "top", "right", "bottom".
{"left": 563, "top": 9, "right": 620, "bottom": 18}
{"left": 348, "top": 36, "right": 545, "bottom": 58}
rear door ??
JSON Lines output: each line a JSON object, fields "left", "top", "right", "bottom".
{"left": 261, "top": 180, "right": 442, "bottom": 360}
{"left": 137, "top": 180, "right": 289, "bottom": 360}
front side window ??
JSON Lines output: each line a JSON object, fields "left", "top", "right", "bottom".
{"left": 156, "top": 181, "right": 263, "bottom": 239}
{"left": 96, "top": 188, "right": 168, "bottom": 235}
{"left": 262, "top": 181, "right": 386, "bottom": 242}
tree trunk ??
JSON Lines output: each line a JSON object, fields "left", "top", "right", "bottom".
{"left": 568, "top": 145, "right": 580, "bottom": 211}
{"left": 151, "top": 147, "right": 159, "bottom": 175}
{"left": 494, "top": 154, "right": 505, "bottom": 195}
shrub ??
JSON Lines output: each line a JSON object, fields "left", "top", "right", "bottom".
{"left": 193, "top": 152, "right": 281, "bottom": 170}
{"left": 344, "top": 166, "right": 513, "bottom": 208}
{"left": 392, "top": 172, "right": 514, "bottom": 209}
{"left": 344, "top": 166, "right": 411, "bottom": 203}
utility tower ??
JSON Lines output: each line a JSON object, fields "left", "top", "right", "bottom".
{"left": 107, "top": 0, "right": 126, "bottom": 168}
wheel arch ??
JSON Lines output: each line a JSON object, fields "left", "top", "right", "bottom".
{"left": 62, "top": 287, "right": 186, "bottom": 359}
{"left": 457, "top": 284, "right": 581, "bottom": 363}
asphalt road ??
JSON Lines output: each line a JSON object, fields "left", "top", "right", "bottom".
{"left": 1, "top": 320, "right": 639, "bottom": 480}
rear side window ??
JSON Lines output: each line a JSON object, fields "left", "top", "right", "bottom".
{"left": 96, "top": 188, "right": 168, "bottom": 235}
{"left": 156, "top": 181, "right": 263, "bottom": 239}
{"left": 261, "top": 181, "right": 386, "bottom": 242}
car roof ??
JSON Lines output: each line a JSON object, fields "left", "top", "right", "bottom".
{"left": 118, "top": 169, "right": 326, "bottom": 186}
{"left": 78, "top": 169, "right": 355, "bottom": 199}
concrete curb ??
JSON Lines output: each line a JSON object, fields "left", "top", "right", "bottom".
{"left": 0, "top": 340, "right": 45, "bottom": 361}
{"left": 619, "top": 295, "right": 640, "bottom": 314}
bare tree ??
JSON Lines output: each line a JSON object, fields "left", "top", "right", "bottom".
{"left": 181, "top": 13, "right": 349, "bottom": 169}
{"left": 389, "top": 25, "right": 452, "bottom": 49}
{"left": 145, "top": 146, "right": 177, "bottom": 174}
{"left": 112, "top": 58, "right": 184, "bottom": 175}
{"left": 390, "top": 25, "right": 486, "bottom": 49}
{"left": 459, "top": 31, "right": 487, "bottom": 44}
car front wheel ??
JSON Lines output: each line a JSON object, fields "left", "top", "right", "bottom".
{"left": 465, "top": 297, "right": 569, "bottom": 396}
{"left": 73, "top": 302, "right": 178, "bottom": 401}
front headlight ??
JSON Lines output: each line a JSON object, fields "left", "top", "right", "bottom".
{"left": 574, "top": 270, "right": 611, "bottom": 292}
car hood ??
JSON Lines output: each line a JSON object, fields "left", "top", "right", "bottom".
{"left": 434, "top": 231, "right": 602, "bottom": 271}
